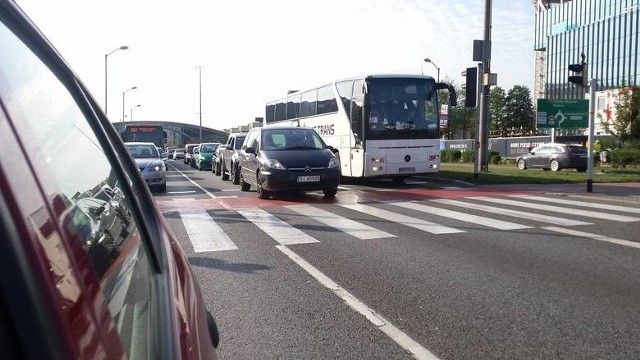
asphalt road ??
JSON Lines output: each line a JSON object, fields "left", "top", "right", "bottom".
{"left": 156, "top": 160, "right": 640, "bottom": 360}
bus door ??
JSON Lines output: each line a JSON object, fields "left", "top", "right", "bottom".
{"left": 348, "top": 80, "right": 365, "bottom": 177}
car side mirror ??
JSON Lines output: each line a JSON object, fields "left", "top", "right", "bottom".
{"left": 325, "top": 145, "right": 334, "bottom": 151}
{"left": 225, "top": 144, "right": 233, "bottom": 150}
{"left": 245, "top": 146, "right": 256, "bottom": 154}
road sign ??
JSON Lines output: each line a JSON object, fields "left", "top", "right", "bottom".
{"left": 536, "top": 99, "right": 588, "bottom": 128}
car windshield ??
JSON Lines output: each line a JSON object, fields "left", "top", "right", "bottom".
{"left": 264, "top": 129, "right": 324, "bottom": 150}
{"left": 125, "top": 144, "right": 158, "bottom": 159}
{"left": 200, "top": 144, "right": 218, "bottom": 153}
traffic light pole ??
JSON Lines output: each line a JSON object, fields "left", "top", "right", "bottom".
{"left": 587, "top": 78, "right": 596, "bottom": 192}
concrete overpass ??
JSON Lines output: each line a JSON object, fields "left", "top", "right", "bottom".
{"left": 112, "top": 120, "right": 229, "bottom": 148}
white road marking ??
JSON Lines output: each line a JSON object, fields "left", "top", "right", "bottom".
{"left": 340, "top": 204, "right": 463, "bottom": 234}
{"left": 544, "top": 226, "right": 640, "bottom": 249}
{"left": 388, "top": 201, "right": 531, "bottom": 230}
{"left": 473, "top": 196, "right": 640, "bottom": 222}
{"left": 237, "top": 207, "right": 319, "bottom": 245}
{"left": 432, "top": 199, "right": 592, "bottom": 226}
{"left": 170, "top": 166, "right": 218, "bottom": 198}
{"left": 284, "top": 205, "right": 396, "bottom": 239}
{"left": 180, "top": 211, "right": 238, "bottom": 252}
{"left": 276, "top": 245, "right": 439, "bottom": 360}
{"left": 167, "top": 190, "right": 197, "bottom": 194}
{"left": 172, "top": 198, "right": 196, "bottom": 201}
{"left": 509, "top": 194, "right": 640, "bottom": 214}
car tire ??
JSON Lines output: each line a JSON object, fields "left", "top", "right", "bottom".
{"left": 550, "top": 159, "right": 560, "bottom": 172}
{"left": 256, "top": 173, "right": 270, "bottom": 199}
{"left": 323, "top": 187, "right": 338, "bottom": 198}
{"left": 157, "top": 183, "right": 167, "bottom": 192}
{"left": 221, "top": 161, "right": 230, "bottom": 180}
{"left": 517, "top": 159, "right": 527, "bottom": 170}
{"left": 215, "top": 160, "right": 221, "bottom": 176}
{"left": 232, "top": 163, "right": 240, "bottom": 185}
{"left": 240, "top": 174, "right": 250, "bottom": 191}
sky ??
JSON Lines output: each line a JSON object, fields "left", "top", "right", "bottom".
{"left": 16, "top": 0, "right": 534, "bottom": 131}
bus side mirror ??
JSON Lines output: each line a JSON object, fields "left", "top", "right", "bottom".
{"left": 436, "top": 82, "right": 457, "bottom": 107}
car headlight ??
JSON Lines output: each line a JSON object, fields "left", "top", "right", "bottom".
{"left": 327, "top": 158, "right": 339, "bottom": 168}
{"left": 265, "top": 159, "right": 286, "bottom": 170}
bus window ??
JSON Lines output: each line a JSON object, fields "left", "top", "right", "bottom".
{"left": 316, "top": 85, "right": 338, "bottom": 114}
{"left": 286, "top": 94, "right": 301, "bottom": 120}
{"left": 300, "top": 90, "right": 317, "bottom": 117}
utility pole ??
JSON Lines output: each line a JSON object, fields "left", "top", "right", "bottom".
{"left": 479, "top": 0, "right": 492, "bottom": 171}
{"left": 196, "top": 66, "right": 204, "bottom": 143}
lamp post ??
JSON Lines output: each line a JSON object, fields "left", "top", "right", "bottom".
{"left": 196, "top": 66, "right": 204, "bottom": 143}
{"left": 424, "top": 57, "right": 440, "bottom": 82}
{"left": 104, "top": 45, "right": 129, "bottom": 116}
{"left": 122, "top": 86, "right": 137, "bottom": 123}
{"left": 130, "top": 104, "right": 141, "bottom": 122}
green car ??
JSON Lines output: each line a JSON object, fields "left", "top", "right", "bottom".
{"left": 193, "top": 143, "right": 221, "bottom": 171}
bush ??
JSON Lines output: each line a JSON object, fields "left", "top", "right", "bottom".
{"left": 461, "top": 151, "right": 475, "bottom": 163}
{"left": 441, "top": 149, "right": 462, "bottom": 163}
{"left": 611, "top": 148, "right": 640, "bottom": 167}
{"left": 490, "top": 154, "right": 502, "bottom": 164}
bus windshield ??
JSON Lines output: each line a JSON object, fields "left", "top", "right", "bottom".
{"left": 366, "top": 78, "right": 438, "bottom": 140}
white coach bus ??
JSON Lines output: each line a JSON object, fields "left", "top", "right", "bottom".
{"left": 265, "top": 74, "right": 457, "bottom": 182}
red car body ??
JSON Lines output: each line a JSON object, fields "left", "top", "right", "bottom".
{"left": 0, "top": 1, "right": 219, "bottom": 358}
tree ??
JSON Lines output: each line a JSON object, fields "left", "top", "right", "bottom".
{"left": 489, "top": 86, "right": 507, "bottom": 136}
{"left": 604, "top": 86, "right": 640, "bottom": 143}
{"left": 503, "top": 85, "right": 534, "bottom": 132}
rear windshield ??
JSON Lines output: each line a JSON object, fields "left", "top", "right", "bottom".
{"left": 567, "top": 145, "right": 587, "bottom": 154}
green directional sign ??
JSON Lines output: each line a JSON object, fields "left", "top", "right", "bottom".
{"left": 536, "top": 99, "right": 589, "bottom": 128}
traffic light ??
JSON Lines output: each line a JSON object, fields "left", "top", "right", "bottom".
{"left": 464, "top": 67, "right": 477, "bottom": 108}
{"left": 568, "top": 62, "right": 588, "bottom": 87}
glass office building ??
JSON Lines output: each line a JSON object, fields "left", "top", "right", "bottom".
{"left": 534, "top": 0, "right": 640, "bottom": 100}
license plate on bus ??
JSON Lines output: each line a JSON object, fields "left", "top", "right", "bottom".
{"left": 297, "top": 175, "right": 320, "bottom": 182}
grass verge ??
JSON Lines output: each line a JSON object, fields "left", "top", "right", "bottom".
{"left": 436, "top": 163, "right": 640, "bottom": 185}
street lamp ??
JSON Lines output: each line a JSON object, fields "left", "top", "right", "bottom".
{"left": 196, "top": 66, "right": 204, "bottom": 143}
{"left": 122, "top": 86, "right": 137, "bottom": 123}
{"left": 424, "top": 57, "right": 440, "bottom": 82}
{"left": 104, "top": 45, "right": 129, "bottom": 116}
{"left": 130, "top": 104, "right": 141, "bottom": 121}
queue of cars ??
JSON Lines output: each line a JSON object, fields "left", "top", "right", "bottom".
{"left": 0, "top": 1, "right": 219, "bottom": 358}
{"left": 171, "top": 128, "right": 341, "bottom": 199}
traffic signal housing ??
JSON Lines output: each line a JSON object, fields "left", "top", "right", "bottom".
{"left": 464, "top": 67, "right": 477, "bottom": 108}
{"left": 568, "top": 62, "right": 588, "bottom": 87}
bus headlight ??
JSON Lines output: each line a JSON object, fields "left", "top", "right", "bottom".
{"left": 372, "top": 165, "right": 383, "bottom": 172}
{"left": 371, "top": 157, "right": 385, "bottom": 163}
{"left": 429, "top": 155, "right": 440, "bottom": 161}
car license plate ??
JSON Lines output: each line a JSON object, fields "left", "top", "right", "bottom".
{"left": 297, "top": 175, "right": 320, "bottom": 182}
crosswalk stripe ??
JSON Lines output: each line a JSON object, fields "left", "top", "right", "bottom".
{"left": 180, "top": 211, "right": 238, "bottom": 252}
{"left": 237, "top": 207, "right": 320, "bottom": 245}
{"left": 473, "top": 196, "right": 640, "bottom": 222}
{"left": 509, "top": 194, "right": 640, "bottom": 214}
{"left": 339, "top": 204, "right": 463, "bottom": 234}
{"left": 387, "top": 201, "right": 531, "bottom": 230}
{"left": 284, "top": 205, "right": 396, "bottom": 239}
{"left": 432, "top": 199, "right": 592, "bottom": 226}
{"left": 544, "top": 226, "right": 640, "bottom": 249}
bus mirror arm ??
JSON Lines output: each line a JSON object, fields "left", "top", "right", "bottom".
{"left": 436, "top": 82, "right": 457, "bottom": 107}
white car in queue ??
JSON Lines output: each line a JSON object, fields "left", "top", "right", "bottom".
{"left": 125, "top": 142, "right": 167, "bottom": 192}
